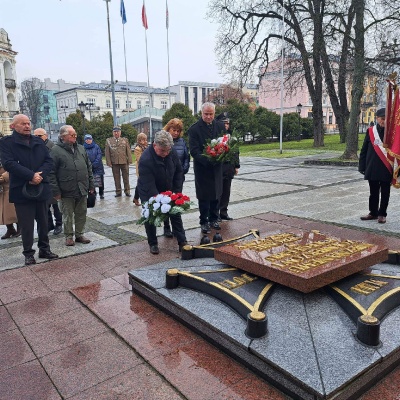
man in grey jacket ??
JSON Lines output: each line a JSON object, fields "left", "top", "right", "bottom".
{"left": 49, "top": 125, "right": 94, "bottom": 246}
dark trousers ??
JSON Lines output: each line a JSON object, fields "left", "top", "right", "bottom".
{"left": 145, "top": 213, "right": 186, "bottom": 246}
{"left": 48, "top": 202, "right": 62, "bottom": 231}
{"left": 219, "top": 177, "right": 233, "bottom": 217}
{"left": 198, "top": 199, "right": 219, "bottom": 225}
{"left": 368, "top": 180, "right": 391, "bottom": 217}
{"left": 134, "top": 186, "right": 139, "bottom": 200}
{"left": 15, "top": 201, "right": 50, "bottom": 257}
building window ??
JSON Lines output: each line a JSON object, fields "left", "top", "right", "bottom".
{"left": 115, "top": 99, "right": 120, "bottom": 109}
{"left": 137, "top": 100, "right": 142, "bottom": 109}
{"left": 145, "top": 100, "right": 150, "bottom": 107}
{"left": 126, "top": 100, "right": 131, "bottom": 109}
{"left": 193, "top": 87, "right": 198, "bottom": 113}
{"left": 106, "top": 99, "right": 111, "bottom": 108}
{"left": 202, "top": 88, "right": 206, "bottom": 104}
{"left": 43, "top": 95, "right": 48, "bottom": 103}
{"left": 87, "top": 98, "right": 95, "bottom": 105}
{"left": 184, "top": 86, "right": 189, "bottom": 106}
{"left": 161, "top": 100, "right": 167, "bottom": 110}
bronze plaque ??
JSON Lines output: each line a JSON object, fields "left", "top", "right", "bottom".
{"left": 214, "top": 231, "right": 388, "bottom": 293}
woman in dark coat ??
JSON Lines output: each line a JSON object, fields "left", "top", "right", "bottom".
{"left": 137, "top": 130, "right": 187, "bottom": 254}
{"left": 84, "top": 134, "right": 105, "bottom": 199}
{"left": 359, "top": 107, "right": 391, "bottom": 223}
{"left": 162, "top": 118, "right": 190, "bottom": 238}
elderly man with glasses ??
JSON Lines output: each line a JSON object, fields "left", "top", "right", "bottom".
{"left": 137, "top": 130, "right": 187, "bottom": 255}
{"left": 49, "top": 125, "right": 94, "bottom": 246}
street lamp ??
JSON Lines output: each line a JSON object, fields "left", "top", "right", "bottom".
{"left": 296, "top": 103, "right": 302, "bottom": 141}
{"left": 60, "top": 105, "right": 68, "bottom": 122}
{"left": 78, "top": 101, "right": 87, "bottom": 135}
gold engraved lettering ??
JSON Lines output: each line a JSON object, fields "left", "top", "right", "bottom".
{"left": 218, "top": 274, "right": 257, "bottom": 290}
{"left": 238, "top": 234, "right": 373, "bottom": 274}
{"left": 351, "top": 279, "right": 388, "bottom": 295}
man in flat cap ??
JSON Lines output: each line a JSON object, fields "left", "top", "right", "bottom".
{"left": 105, "top": 126, "right": 132, "bottom": 197}
{"left": 359, "top": 107, "right": 392, "bottom": 223}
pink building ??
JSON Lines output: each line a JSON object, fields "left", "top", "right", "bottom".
{"left": 258, "top": 59, "right": 337, "bottom": 132}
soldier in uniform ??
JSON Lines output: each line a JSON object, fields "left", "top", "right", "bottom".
{"left": 105, "top": 126, "right": 132, "bottom": 197}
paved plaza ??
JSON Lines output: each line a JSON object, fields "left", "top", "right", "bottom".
{"left": 1, "top": 154, "right": 400, "bottom": 399}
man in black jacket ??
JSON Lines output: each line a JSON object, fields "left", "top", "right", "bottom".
{"left": 359, "top": 108, "right": 391, "bottom": 223}
{"left": 188, "top": 102, "right": 223, "bottom": 234}
{"left": 137, "top": 130, "right": 187, "bottom": 254}
{"left": 0, "top": 114, "right": 58, "bottom": 265}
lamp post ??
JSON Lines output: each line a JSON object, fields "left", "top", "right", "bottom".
{"left": 60, "top": 105, "right": 68, "bottom": 123}
{"left": 296, "top": 103, "right": 302, "bottom": 141}
{"left": 78, "top": 101, "right": 87, "bottom": 135}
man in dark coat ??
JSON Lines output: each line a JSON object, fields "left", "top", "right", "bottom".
{"left": 34, "top": 128, "right": 63, "bottom": 235}
{"left": 359, "top": 108, "right": 391, "bottom": 223}
{"left": 137, "top": 130, "right": 187, "bottom": 255}
{"left": 0, "top": 114, "right": 58, "bottom": 265}
{"left": 188, "top": 102, "right": 224, "bottom": 234}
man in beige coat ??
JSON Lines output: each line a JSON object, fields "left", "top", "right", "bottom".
{"left": 105, "top": 126, "right": 132, "bottom": 197}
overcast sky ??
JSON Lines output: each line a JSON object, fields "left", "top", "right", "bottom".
{"left": 1, "top": 0, "right": 224, "bottom": 88}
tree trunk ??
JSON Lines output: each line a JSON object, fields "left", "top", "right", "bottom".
{"left": 342, "top": 0, "right": 364, "bottom": 160}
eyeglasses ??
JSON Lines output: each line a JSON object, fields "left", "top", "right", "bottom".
{"left": 36, "top": 135, "right": 44, "bottom": 137}
{"left": 69, "top": 134, "right": 77, "bottom": 138}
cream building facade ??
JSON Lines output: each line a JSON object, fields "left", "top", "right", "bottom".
{"left": 0, "top": 29, "right": 18, "bottom": 135}
{"left": 54, "top": 81, "right": 175, "bottom": 124}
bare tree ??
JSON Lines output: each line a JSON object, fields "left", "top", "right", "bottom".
{"left": 206, "top": 84, "right": 255, "bottom": 105}
{"left": 209, "top": 0, "right": 400, "bottom": 157}
{"left": 20, "top": 78, "right": 44, "bottom": 129}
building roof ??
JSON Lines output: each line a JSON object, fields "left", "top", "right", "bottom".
{"left": 55, "top": 82, "right": 172, "bottom": 95}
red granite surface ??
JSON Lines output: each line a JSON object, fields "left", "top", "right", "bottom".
{"left": 215, "top": 229, "right": 388, "bottom": 292}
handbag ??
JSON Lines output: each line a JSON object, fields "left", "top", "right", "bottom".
{"left": 87, "top": 192, "right": 96, "bottom": 208}
{"left": 93, "top": 174, "right": 103, "bottom": 188}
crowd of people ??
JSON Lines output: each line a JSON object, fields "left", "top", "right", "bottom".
{"left": 0, "top": 102, "right": 241, "bottom": 263}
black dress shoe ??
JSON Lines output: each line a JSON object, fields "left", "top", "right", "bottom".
{"left": 210, "top": 221, "right": 221, "bottom": 230}
{"left": 125, "top": 193, "right": 132, "bottom": 197}
{"left": 164, "top": 228, "right": 173, "bottom": 238}
{"left": 25, "top": 255, "right": 36, "bottom": 265}
{"left": 220, "top": 214, "right": 233, "bottom": 220}
{"left": 38, "top": 250, "right": 59, "bottom": 259}
{"left": 201, "top": 223, "right": 211, "bottom": 234}
{"left": 115, "top": 194, "right": 122, "bottom": 197}
{"left": 53, "top": 226, "right": 62, "bottom": 235}
{"left": 150, "top": 245, "right": 159, "bottom": 254}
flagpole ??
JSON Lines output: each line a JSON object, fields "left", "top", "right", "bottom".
{"left": 104, "top": 0, "right": 117, "bottom": 126}
{"left": 166, "top": 0, "right": 172, "bottom": 108}
{"left": 121, "top": 3, "right": 129, "bottom": 121}
{"left": 143, "top": 0, "right": 153, "bottom": 142}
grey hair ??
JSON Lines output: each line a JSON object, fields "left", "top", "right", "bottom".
{"left": 201, "top": 102, "right": 215, "bottom": 112}
{"left": 154, "top": 130, "right": 173, "bottom": 148}
{"left": 59, "top": 125, "right": 73, "bottom": 137}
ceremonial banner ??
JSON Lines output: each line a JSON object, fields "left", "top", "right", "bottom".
{"left": 384, "top": 76, "right": 400, "bottom": 187}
